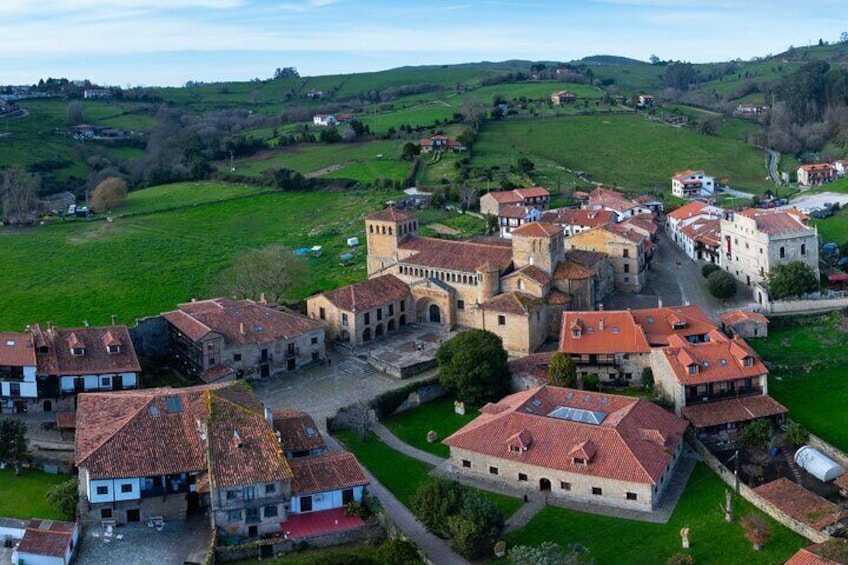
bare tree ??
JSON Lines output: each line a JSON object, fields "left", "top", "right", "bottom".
{"left": 215, "top": 245, "right": 308, "bottom": 304}
{"left": 90, "top": 177, "right": 128, "bottom": 212}
{"left": 458, "top": 184, "right": 478, "bottom": 211}
{"left": 67, "top": 100, "right": 85, "bottom": 125}
{"left": 461, "top": 94, "right": 486, "bottom": 130}
{"left": 1, "top": 166, "right": 40, "bottom": 224}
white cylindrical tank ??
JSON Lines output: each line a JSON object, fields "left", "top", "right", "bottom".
{"left": 794, "top": 446, "right": 845, "bottom": 482}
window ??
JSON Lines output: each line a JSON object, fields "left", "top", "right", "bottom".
{"left": 121, "top": 484, "right": 132, "bottom": 494}
{"left": 319, "top": 307, "right": 326, "bottom": 320}
{"left": 311, "top": 336, "right": 318, "bottom": 345}
{"left": 743, "top": 357, "right": 753, "bottom": 367}
{"left": 228, "top": 510, "right": 241, "bottom": 522}
{"left": 100, "top": 377, "right": 111, "bottom": 388}
{"left": 626, "top": 492, "right": 638, "bottom": 501}
{"left": 364, "top": 313, "right": 370, "bottom": 325}
{"left": 9, "top": 383, "right": 19, "bottom": 397}
{"left": 100, "top": 508, "right": 113, "bottom": 519}
{"left": 518, "top": 473, "right": 528, "bottom": 482}
{"left": 780, "top": 246, "right": 786, "bottom": 259}
{"left": 245, "top": 508, "right": 260, "bottom": 523}
{"left": 300, "top": 495, "right": 313, "bottom": 512}
{"left": 233, "top": 353, "right": 241, "bottom": 362}
{"left": 388, "top": 304, "right": 394, "bottom": 316}
{"left": 96, "top": 486, "right": 109, "bottom": 496}
{"left": 801, "top": 243, "right": 807, "bottom": 256}
{"left": 207, "top": 342, "right": 215, "bottom": 351}
{"left": 498, "top": 315, "right": 506, "bottom": 326}
{"left": 623, "top": 249, "right": 629, "bottom": 258}
{"left": 265, "top": 483, "right": 276, "bottom": 495}
{"left": 573, "top": 457, "right": 585, "bottom": 465}
{"left": 208, "top": 358, "right": 215, "bottom": 366}
{"left": 400, "top": 300, "right": 405, "bottom": 312}
{"left": 342, "top": 313, "right": 348, "bottom": 327}
{"left": 509, "top": 445, "right": 520, "bottom": 453}
{"left": 489, "top": 466, "right": 499, "bottom": 476}
{"left": 264, "top": 505, "right": 278, "bottom": 518}
{"left": 688, "top": 365, "right": 697, "bottom": 375}
{"left": 377, "top": 308, "right": 382, "bottom": 321}
{"left": 71, "top": 347, "right": 85, "bottom": 356}
{"left": 107, "top": 344, "right": 120, "bottom": 354}
{"left": 624, "top": 263, "right": 630, "bottom": 273}
{"left": 457, "top": 300, "right": 465, "bottom": 310}
{"left": 462, "top": 459, "right": 471, "bottom": 468}
{"left": 592, "top": 487, "right": 602, "bottom": 496}
{"left": 243, "top": 486, "right": 255, "bottom": 501}
{"left": 560, "top": 481, "right": 571, "bottom": 491}
{"left": 226, "top": 490, "right": 237, "bottom": 500}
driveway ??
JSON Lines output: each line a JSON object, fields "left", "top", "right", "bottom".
{"left": 786, "top": 191, "right": 848, "bottom": 214}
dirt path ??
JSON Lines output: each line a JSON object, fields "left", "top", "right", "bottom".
{"left": 305, "top": 163, "right": 346, "bottom": 178}
{"left": 427, "top": 223, "right": 459, "bottom": 235}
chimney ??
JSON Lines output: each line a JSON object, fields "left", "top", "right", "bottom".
{"left": 259, "top": 293, "right": 268, "bottom": 305}
{"left": 599, "top": 318, "right": 605, "bottom": 331}
{"left": 657, "top": 296, "right": 663, "bottom": 309}
{"left": 597, "top": 304, "right": 603, "bottom": 311}
{"left": 233, "top": 429, "right": 244, "bottom": 449}
{"left": 111, "top": 314, "right": 118, "bottom": 326}
{"left": 264, "top": 407, "right": 273, "bottom": 427}
{"left": 239, "top": 322, "right": 246, "bottom": 336}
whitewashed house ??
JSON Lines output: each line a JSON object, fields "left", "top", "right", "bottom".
{"left": 671, "top": 171, "right": 716, "bottom": 199}
{"left": 313, "top": 114, "right": 337, "bottom": 127}
{"left": 12, "top": 520, "right": 79, "bottom": 565}
{"left": 0, "top": 332, "right": 38, "bottom": 414}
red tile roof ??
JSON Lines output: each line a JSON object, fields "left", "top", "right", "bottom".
{"left": 547, "top": 289, "right": 571, "bottom": 305}
{"left": 660, "top": 335, "right": 767, "bottom": 386}
{"left": 288, "top": 451, "right": 369, "bottom": 495}
{"left": 272, "top": 409, "right": 326, "bottom": 454}
{"left": 621, "top": 214, "right": 658, "bottom": 236}
{"left": 667, "top": 201, "right": 707, "bottom": 221}
{"left": 719, "top": 310, "right": 769, "bottom": 327}
{"left": 400, "top": 237, "right": 513, "bottom": 272}
{"left": 75, "top": 382, "right": 291, "bottom": 487}
{"left": 682, "top": 395, "right": 787, "bottom": 428}
{"left": 738, "top": 209, "right": 810, "bottom": 235}
{"left": 559, "top": 311, "right": 651, "bottom": 354}
{"left": 629, "top": 305, "right": 717, "bottom": 347}
{"left": 672, "top": 170, "right": 706, "bottom": 181}
{"left": 499, "top": 205, "right": 535, "bottom": 219}
{"left": 564, "top": 249, "right": 608, "bottom": 268}
{"left": 754, "top": 478, "right": 845, "bottom": 530}
{"left": 365, "top": 207, "right": 416, "bottom": 222}
{"left": 18, "top": 520, "right": 76, "bottom": 558}
{"left": 0, "top": 332, "right": 35, "bottom": 367}
{"left": 164, "top": 298, "right": 323, "bottom": 346}
{"left": 513, "top": 186, "right": 551, "bottom": 199}
{"left": 542, "top": 208, "right": 616, "bottom": 228}
{"left": 444, "top": 386, "right": 688, "bottom": 485}
{"left": 485, "top": 191, "right": 523, "bottom": 204}
{"left": 282, "top": 507, "right": 365, "bottom": 540}
{"left": 199, "top": 364, "right": 237, "bottom": 384}
{"left": 588, "top": 187, "right": 637, "bottom": 214}
{"left": 785, "top": 547, "right": 840, "bottom": 565}
{"left": 30, "top": 324, "right": 141, "bottom": 377}
{"left": 799, "top": 163, "right": 834, "bottom": 173}
{"left": 554, "top": 261, "right": 594, "bottom": 280}
{"left": 509, "top": 265, "right": 552, "bottom": 286}
{"left": 319, "top": 274, "right": 410, "bottom": 312}
{"left": 510, "top": 222, "right": 563, "bottom": 238}
{"left": 481, "top": 291, "right": 543, "bottom": 315}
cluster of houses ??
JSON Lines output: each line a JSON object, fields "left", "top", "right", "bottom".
{"left": 796, "top": 161, "right": 848, "bottom": 187}
{"left": 666, "top": 200, "right": 820, "bottom": 303}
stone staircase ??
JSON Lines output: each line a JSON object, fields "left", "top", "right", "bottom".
{"left": 783, "top": 450, "right": 804, "bottom": 483}
{"left": 338, "top": 357, "right": 377, "bottom": 378}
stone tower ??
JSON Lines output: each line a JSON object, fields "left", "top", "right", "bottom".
{"left": 510, "top": 222, "right": 565, "bottom": 275}
{"left": 365, "top": 207, "right": 418, "bottom": 276}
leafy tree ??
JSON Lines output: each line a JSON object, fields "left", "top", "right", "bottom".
{"left": 509, "top": 541, "right": 594, "bottom": 565}
{"left": 548, "top": 352, "right": 577, "bottom": 388}
{"left": 1, "top": 166, "right": 40, "bottom": 224}
{"left": 436, "top": 330, "right": 509, "bottom": 405}
{"left": 410, "top": 479, "right": 468, "bottom": 538}
{"left": 767, "top": 261, "right": 818, "bottom": 300}
{"left": 739, "top": 419, "right": 772, "bottom": 450}
{"left": 214, "top": 244, "right": 308, "bottom": 304}
{"left": 740, "top": 513, "right": 771, "bottom": 551}
{"left": 516, "top": 157, "right": 535, "bottom": 175}
{"left": 708, "top": 269, "right": 737, "bottom": 300}
{"left": 641, "top": 367, "right": 654, "bottom": 391}
{"left": 401, "top": 142, "right": 421, "bottom": 161}
{"left": 46, "top": 479, "right": 79, "bottom": 519}
{"left": 90, "top": 177, "right": 128, "bottom": 212}
{"left": 446, "top": 491, "right": 504, "bottom": 559}
{"left": 784, "top": 420, "right": 809, "bottom": 446}
{"left": 701, "top": 263, "right": 721, "bottom": 278}
{"left": 649, "top": 54, "right": 661, "bottom": 65}
{"left": 0, "top": 418, "right": 29, "bottom": 475}
{"left": 273, "top": 67, "right": 299, "bottom": 79}
{"left": 582, "top": 373, "right": 600, "bottom": 392}
{"left": 375, "top": 538, "right": 421, "bottom": 565}
{"left": 664, "top": 61, "right": 698, "bottom": 91}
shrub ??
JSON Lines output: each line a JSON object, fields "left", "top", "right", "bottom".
{"left": 582, "top": 373, "right": 600, "bottom": 391}
{"left": 642, "top": 367, "right": 654, "bottom": 391}
{"left": 437, "top": 330, "right": 509, "bottom": 405}
{"left": 666, "top": 553, "right": 694, "bottom": 565}
{"left": 701, "top": 263, "right": 721, "bottom": 278}
{"left": 708, "top": 269, "right": 737, "bottom": 300}
{"left": 375, "top": 538, "right": 422, "bottom": 565}
{"left": 767, "top": 261, "right": 818, "bottom": 300}
{"left": 740, "top": 513, "right": 771, "bottom": 550}
{"left": 739, "top": 419, "right": 772, "bottom": 450}
{"left": 548, "top": 352, "right": 577, "bottom": 388}
{"left": 90, "top": 177, "right": 128, "bottom": 212}
{"left": 784, "top": 420, "right": 809, "bottom": 446}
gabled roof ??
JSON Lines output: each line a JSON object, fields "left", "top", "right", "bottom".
{"left": 682, "top": 395, "right": 787, "bottom": 428}
{"left": 399, "top": 236, "right": 513, "bottom": 272}
{"left": 288, "top": 451, "right": 369, "bottom": 495}
{"left": 499, "top": 205, "right": 536, "bottom": 219}
{"left": 272, "top": 409, "right": 326, "bottom": 454}
{"left": 484, "top": 186, "right": 549, "bottom": 203}
{"left": 672, "top": 170, "right": 708, "bottom": 181}
{"left": 365, "top": 207, "right": 416, "bottom": 222}
{"left": 785, "top": 547, "right": 841, "bottom": 565}
{"left": 505, "top": 265, "right": 552, "bottom": 286}
{"left": 719, "top": 310, "right": 769, "bottom": 327}
{"left": 798, "top": 163, "right": 834, "bottom": 173}
{"left": 660, "top": 334, "right": 767, "bottom": 386}
{"left": 17, "top": 520, "right": 76, "bottom": 558}
{"left": 755, "top": 478, "right": 845, "bottom": 531}
{"left": 738, "top": 209, "right": 811, "bottom": 235}
{"left": 513, "top": 186, "right": 550, "bottom": 198}
{"left": 588, "top": 187, "right": 638, "bottom": 214}
{"left": 319, "top": 274, "right": 410, "bottom": 312}
{"left": 510, "top": 222, "right": 563, "bottom": 238}
{"left": 0, "top": 332, "right": 35, "bottom": 367}
{"left": 481, "top": 291, "right": 543, "bottom": 315}
{"left": 629, "top": 305, "right": 717, "bottom": 347}
{"left": 75, "top": 382, "right": 291, "bottom": 487}
{"left": 564, "top": 249, "right": 608, "bottom": 268}
{"left": 164, "top": 298, "right": 322, "bottom": 346}
{"left": 508, "top": 351, "right": 554, "bottom": 382}
{"left": 667, "top": 201, "right": 707, "bottom": 221}
{"left": 559, "top": 311, "right": 651, "bottom": 354}
{"left": 554, "top": 261, "right": 594, "bottom": 280}
{"left": 541, "top": 208, "right": 615, "bottom": 228}
{"left": 30, "top": 324, "right": 141, "bottom": 377}
{"left": 444, "top": 386, "right": 688, "bottom": 485}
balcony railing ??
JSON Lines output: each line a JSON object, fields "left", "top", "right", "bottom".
{"left": 686, "top": 387, "right": 763, "bottom": 404}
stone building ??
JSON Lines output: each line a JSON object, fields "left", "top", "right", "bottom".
{"left": 479, "top": 187, "right": 550, "bottom": 217}
{"left": 564, "top": 225, "right": 650, "bottom": 292}
{"left": 162, "top": 298, "right": 325, "bottom": 380}
{"left": 719, "top": 208, "right": 819, "bottom": 303}
{"left": 719, "top": 310, "right": 769, "bottom": 339}
{"left": 443, "top": 386, "right": 688, "bottom": 511}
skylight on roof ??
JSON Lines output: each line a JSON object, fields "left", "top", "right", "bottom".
{"left": 647, "top": 316, "right": 654, "bottom": 324}
{"left": 5, "top": 340, "right": 14, "bottom": 346}
{"left": 547, "top": 406, "right": 607, "bottom": 425}
{"left": 531, "top": 399, "right": 542, "bottom": 407}
{"left": 305, "top": 427, "right": 317, "bottom": 437}
{"left": 720, "top": 359, "right": 728, "bottom": 365}
{"left": 703, "top": 361, "right": 710, "bottom": 368}
{"left": 166, "top": 396, "right": 183, "bottom": 413}
{"left": 149, "top": 405, "right": 159, "bottom": 417}
{"left": 612, "top": 327, "right": 620, "bottom": 334}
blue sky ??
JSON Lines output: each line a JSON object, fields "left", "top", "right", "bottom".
{"left": 2, "top": 0, "right": 847, "bottom": 87}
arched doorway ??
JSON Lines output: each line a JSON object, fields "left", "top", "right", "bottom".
{"left": 375, "top": 323, "right": 384, "bottom": 338}
{"left": 363, "top": 328, "right": 372, "bottom": 342}
{"left": 43, "top": 400, "right": 53, "bottom": 412}
{"left": 387, "top": 319, "right": 396, "bottom": 332}
{"left": 428, "top": 304, "right": 441, "bottom": 324}
{"left": 399, "top": 314, "right": 406, "bottom": 326}
{"left": 341, "top": 330, "right": 351, "bottom": 342}
{"left": 539, "top": 478, "right": 551, "bottom": 492}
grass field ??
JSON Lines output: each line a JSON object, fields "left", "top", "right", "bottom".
{"left": 120, "top": 181, "right": 271, "bottom": 216}
{"left": 383, "top": 398, "right": 479, "bottom": 458}
{"left": 0, "top": 183, "right": 401, "bottom": 329}
{"left": 752, "top": 311, "right": 848, "bottom": 452}
{"left": 502, "top": 463, "right": 805, "bottom": 565}
{"left": 472, "top": 114, "right": 772, "bottom": 196}
{"left": 334, "top": 429, "right": 522, "bottom": 519}
{"left": 0, "top": 468, "right": 71, "bottom": 521}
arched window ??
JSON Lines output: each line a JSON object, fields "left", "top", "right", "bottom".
{"left": 779, "top": 246, "right": 786, "bottom": 259}
{"left": 801, "top": 243, "right": 806, "bottom": 256}
{"left": 388, "top": 227, "right": 393, "bottom": 235}
{"left": 369, "top": 225, "right": 374, "bottom": 233}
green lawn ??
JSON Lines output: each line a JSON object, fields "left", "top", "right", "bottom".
{"left": 472, "top": 114, "right": 773, "bottom": 196}
{"left": 752, "top": 312, "right": 848, "bottom": 452}
{"left": 228, "top": 543, "right": 377, "bottom": 565}
{"left": 383, "top": 398, "right": 480, "bottom": 458}
{"left": 0, "top": 468, "right": 71, "bottom": 520}
{"left": 334, "top": 430, "right": 522, "bottom": 519}
{"left": 0, "top": 183, "right": 401, "bottom": 329}
{"left": 502, "top": 464, "right": 805, "bottom": 565}
{"left": 120, "top": 181, "right": 271, "bottom": 216}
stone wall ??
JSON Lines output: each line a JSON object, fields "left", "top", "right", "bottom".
{"left": 689, "top": 435, "right": 829, "bottom": 543}
{"left": 764, "top": 296, "right": 848, "bottom": 316}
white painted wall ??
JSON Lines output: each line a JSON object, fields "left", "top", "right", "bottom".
{"left": 87, "top": 478, "right": 141, "bottom": 503}
{"left": 290, "top": 486, "right": 364, "bottom": 514}
{"left": 0, "top": 381, "right": 37, "bottom": 398}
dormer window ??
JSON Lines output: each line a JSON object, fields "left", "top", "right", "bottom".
{"left": 687, "top": 365, "right": 697, "bottom": 375}
{"left": 509, "top": 445, "right": 520, "bottom": 453}
{"left": 71, "top": 347, "right": 85, "bottom": 356}
{"left": 107, "top": 344, "right": 121, "bottom": 354}
{"left": 572, "top": 329, "right": 581, "bottom": 338}
{"left": 743, "top": 357, "right": 753, "bottom": 367}
{"left": 573, "top": 457, "right": 586, "bottom": 465}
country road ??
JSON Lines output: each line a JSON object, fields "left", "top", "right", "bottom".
{"left": 766, "top": 148, "right": 781, "bottom": 186}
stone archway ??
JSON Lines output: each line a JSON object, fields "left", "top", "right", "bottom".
{"left": 428, "top": 304, "right": 441, "bottom": 324}
{"left": 363, "top": 328, "right": 372, "bottom": 342}
{"left": 375, "top": 323, "right": 384, "bottom": 338}
{"left": 387, "top": 319, "right": 396, "bottom": 332}
{"left": 539, "top": 478, "right": 551, "bottom": 492}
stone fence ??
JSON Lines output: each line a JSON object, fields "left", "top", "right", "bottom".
{"left": 763, "top": 295, "right": 848, "bottom": 316}
{"left": 689, "top": 435, "right": 829, "bottom": 544}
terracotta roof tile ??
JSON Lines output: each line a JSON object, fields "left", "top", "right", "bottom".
{"left": 0, "top": 332, "right": 35, "bottom": 367}
{"left": 444, "top": 386, "right": 688, "bottom": 484}
{"left": 547, "top": 289, "right": 571, "bottom": 305}
{"left": 785, "top": 547, "right": 840, "bottom": 565}
{"left": 30, "top": 324, "right": 141, "bottom": 376}
{"left": 719, "top": 310, "right": 769, "bottom": 327}
{"left": 667, "top": 201, "right": 707, "bottom": 221}
{"left": 289, "top": 451, "right": 369, "bottom": 495}
{"left": 513, "top": 186, "right": 550, "bottom": 198}
{"left": 481, "top": 291, "right": 543, "bottom": 315}
{"left": 165, "top": 298, "right": 323, "bottom": 346}
{"left": 365, "top": 207, "right": 417, "bottom": 222}
{"left": 660, "top": 335, "right": 767, "bottom": 386}
{"left": 18, "top": 521, "right": 76, "bottom": 558}
{"left": 564, "top": 249, "right": 607, "bottom": 268}
{"left": 486, "top": 191, "right": 524, "bottom": 204}
{"left": 682, "top": 395, "right": 787, "bottom": 428}
{"left": 508, "top": 352, "right": 555, "bottom": 382}
{"left": 400, "top": 237, "right": 513, "bottom": 272}
{"left": 629, "top": 305, "right": 717, "bottom": 347}
{"left": 499, "top": 205, "right": 535, "bottom": 219}
{"left": 541, "top": 208, "right": 615, "bottom": 228}
{"left": 508, "top": 265, "right": 552, "bottom": 286}
{"left": 559, "top": 311, "right": 651, "bottom": 354}
{"left": 738, "top": 209, "right": 810, "bottom": 235}
{"left": 755, "top": 478, "right": 844, "bottom": 530}
{"left": 319, "top": 274, "right": 410, "bottom": 312}
{"left": 799, "top": 163, "right": 833, "bottom": 173}
{"left": 554, "top": 261, "right": 594, "bottom": 280}
{"left": 199, "top": 364, "right": 237, "bottom": 383}
{"left": 510, "top": 222, "right": 563, "bottom": 238}
{"left": 588, "top": 187, "right": 637, "bottom": 214}
{"left": 272, "top": 409, "right": 326, "bottom": 454}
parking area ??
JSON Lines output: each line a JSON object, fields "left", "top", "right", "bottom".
{"left": 785, "top": 191, "right": 848, "bottom": 214}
